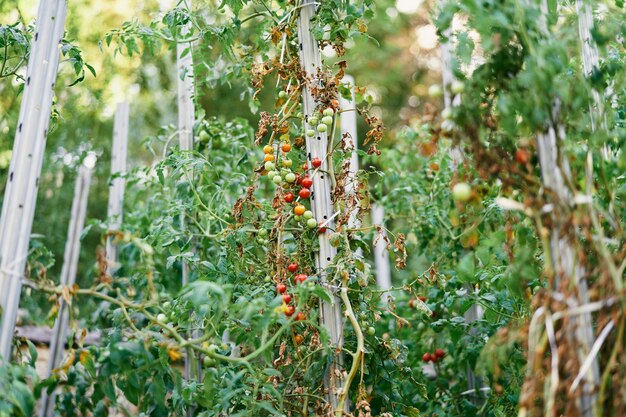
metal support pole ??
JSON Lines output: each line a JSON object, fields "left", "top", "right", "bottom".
{"left": 106, "top": 102, "right": 129, "bottom": 276}
{"left": 39, "top": 163, "right": 93, "bottom": 417}
{"left": 339, "top": 75, "right": 360, "bottom": 231}
{"left": 371, "top": 204, "right": 391, "bottom": 294}
{"left": 297, "top": 0, "right": 344, "bottom": 409}
{"left": 0, "top": 0, "right": 67, "bottom": 362}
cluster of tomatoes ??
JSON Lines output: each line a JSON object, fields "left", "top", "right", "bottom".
{"left": 275, "top": 262, "right": 307, "bottom": 320}
{"left": 422, "top": 348, "right": 446, "bottom": 363}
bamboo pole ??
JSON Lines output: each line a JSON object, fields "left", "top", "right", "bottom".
{"left": 39, "top": 162, "right": 94, "bottom": 417}
{"left": 296, "top": 1, "right": 344, "bottom": 409}
{"left": 105, "top": 102, "right": 129, "bottom": 276}
{"left": 0, "top": 0, "right": 67, "bottom": 362}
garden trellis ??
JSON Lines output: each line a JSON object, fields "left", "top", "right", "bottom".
{"left": 0, "top": 0, "right": 67, "bottom": 362}
{"left": 39, "top": 162, "right": 93, "bottom": 417}
{"left": 296, "top": 0, "right": 345, "bottom": 409}
{"left": 106, "top": 102, "right": 129, "bottom": 276}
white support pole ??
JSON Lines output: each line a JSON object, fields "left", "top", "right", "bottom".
{"left": 0, "top": 0, "right": 67, "bottom": 362}
{"left": 175, "top": 0, "right": 200, "bottom": 387}
{"left": 105, "top": 102, "right": 129, "bottom": 276}
{"left": 297, "top": 1, "right": 344, "bottom": 409}
{"left": 438, "top": 15, "right": 484, "bottom": 396}
{"left": 339, "top": 75, "right": 360, "bottom": 231}
{"left": 39, "top": 163, "right": 93, "bottom": 417}
{"left": 371, "top": 204, "right": 391, "bottom": 294}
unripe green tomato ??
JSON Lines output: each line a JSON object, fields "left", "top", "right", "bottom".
{"left": 441, "top": 108, "right": 452, "bottom": 120}
{"left": 451, "top": 80, "right": 465, "bottom": 94}
{"left": 264, "top": 275, "right": 272, "bottom": 283}
{"left": 257, "top": 237, "right": 265, "bottom": 244}
{"left": 297, "top": 112, "right": 304, "bottom": 119}
{"left": 323, "top": 108, "right": 334, "bottom": 117}
{"left": 306, "top": 129, "right": 316, "bottom": 137}
{"left": 267, "top": 170, "right": 277, "bottom": 178}
{"left": 306, "top": 218, "right": 318, "bottom": 229}
{"left": 282, "top": 158, "right": 293, "bottom": 167}
{"left": 199, "top": 130, "right": 210, "bottom": 142}
{"left": 258, "top": 229, "right": 268, "bottom": 237}
{"left": 294, "top": 215, "right": 302, "bottom": 221}
{"left": 452, "top": 182, "right": 472, "bottom": 202}
{"left": 156, "top": 313, "right": 167, "bottom": 324}
{"left": 272, "top": 175, "right": 282, "bottom": 185}
{"left": 367, "top": 326, "right": 376, "bottom": 336}
{"left": 309, "top": 116, "right": 319, "bottom": 126}
{"left": 317, "top": 124, "right": 327, "bottom": 133}
{"left": 162, "top": 302, "right": 171, "bottom": 310}
{"left": 203, "top": 356, "right": 215, "bottom": 367}
{"left": 278, "top": 91, "right": 288, "bottom": 99}
{"left": 322, "top": 116, "right": 333, "bottom": 126}
{"left": 285, "top": 173, "right": 296, "bottom": 183}
{"left": 207, "top": 344, "right": 218, "bottom": 354}
{"left": 303, "top": 210, "right": 313, "bottom": 220}
{"left": 264, "top": 161, "right": 275, "bottom": 171}
{"left": 428, "top": 84, "right": 443, "bottom": 98}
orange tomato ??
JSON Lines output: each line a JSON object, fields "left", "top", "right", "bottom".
{"left": 294, "top": 205, "right": 306, "bottom": 216}
{"left": 263, "top": 145, "right": 274, "bottom": 154}
{"left": 264, "top": 153, "right": 275, "bottom": 162}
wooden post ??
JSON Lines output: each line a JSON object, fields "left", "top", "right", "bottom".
{"left": 39, "top": 163, "right": 93, "bottom": 417}
{"left": 106, "top": 102, "right": 129, "bottom": 276}
{"left": 297, "top": 1, "right": 344, "bottom": 409}
{"left": 0, "top": 0, "right": 67, "bottom": 362}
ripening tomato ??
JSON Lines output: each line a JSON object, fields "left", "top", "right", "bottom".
{"left": 295, "top": 312, "right": 306, "bottom": 321}
{"left": 294, "top": 205, "right": 306, "bottom": 216}
{"left": 299, "top": 188, "right": 311, "bottom": 199}
{"left": 301, "top": 177, "right": 313, "bottom": 188}
{"left": 264, "top": 153, "right": 275, "bottom": 162}
{"left": 295, "top": 334, "right": 304, "bottom": 345}
{"left": 281, "top": 143, "right": 291, "bottom": 152}
{"left": 294, "top": 274, "right": 307, "bottom": 284}
{"left": 276, "top": 283, "right": 287, "bottom": 294}
{"left": 422, "top": 353, "right": 432, "bottom": 362}
{"left": 287, "top": 262, "right": 298, "bottom": 273}
{"left": 263, "top": 145, "right": 273, "bottom": 154}
{"left": 284, "top": 192, "right": 295, "bottom": 203}
{"left": 515, "top": 148, "right": 530, "bottom": 164}
{"left": 282, "top": 293, "right": 292, "bottom": 304}
{"left": 302, "top": 163, "right": 308, "bottom": 171}
{"left": 285, "top": 305, "right": 295, "bottom": 317}
{"left": 311, "top": 158, "right": 322, "bottom": 168}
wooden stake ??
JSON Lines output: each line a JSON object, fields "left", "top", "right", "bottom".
{"left": 39, "top": 163, "right": 93, "bottom": 417}
{"left": 0, "top": 0, "right": 67, "bottom": 361}
{"left": 297, "top": 1, "right": 344, "bottom": 409}
{"left": 106, "top": 102, "right": 129, "bottom": 276}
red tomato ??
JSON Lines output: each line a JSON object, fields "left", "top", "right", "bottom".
{"left": 282, "top": 293, "right": 292, "bottom": 304}
{"left": 302, "top": 163, "right": 308, "bottom": 171}
{"left": 299, "top": 188, "right": 311, "bottom": 199}
{"left": 515, "top": 148, "right": 530, "bottom": 164}
{"left": 435, "top": 348, "right": 445, "bottom": 358}
{"left": 318, "top": 225, "right": 327, "bottom": 233}
{"left": 295, "top": 312, "right": 306, "bottom": 321}
{"left": 311, "top": 158, "right": 322, "bottom": 168}
{"left": 284, "top": 192, "right": 294, "bottom": 203}
{"left": 276, "top": 283, "right": 287, "bottom": 294}
{"left": 422, "top": 353, "right": 432, "bottom": 362}
{"left": 301, "top": 177, "right": 313, "bottom": 188}
{"left": 296, "top": 175, "right": 303, "bottom": 186}
{"left": 287, "top": 263, "right": 298, "bottom": 273}
{"left": 285, "top": 305, "right": 295, "bottom": 317}
{"left": 418, "top": 296, "right": 427, "bottom": 302}
{"left": 294, "top": 274, "right": 307, "bottom": 284}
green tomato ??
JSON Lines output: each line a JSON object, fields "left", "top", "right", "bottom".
{"left": 323, "top": 108, "right": 334, "bottom": 117}
{"left": 367, "top": 326, "right": 376, "bottom": 336}
{"left": 451, "top": 80, "right": 465, "bottom": 94}
{"left": 264, "top": 161, "right": 275, "bottom": 171}
{"left": 258, "top": 229, "right": 268, "bottom": 237}
{"left": 257, "top": 237, "right": 265, "bottom": 244}
{"left": 203, "top": 356, "right": 215, "bottom": 367}
{"left": 329, "top": 232, "right": 342, "bottom": 247}
{"left": 156, "top": 313, "right": 167, "bottom": 324}
{"left": 199, "top": 130, "right": 210, "bottom": 142}
{"left": 294, "top": 215, "right": 302, "bottom": 221}
{"left": 441, "top": 108, "right": 452, "bottom": 120}
{"left": 306, "top": 218, "right": 318, "bottom": 229}
{"left": 428, "top": 84, "right": 443, "bottom": 98}
{"left": 282, "top": 158, "right": 293, "bottom": 167}
{"left": 303, "top": 210, "right": 313, "bottom": 220}
{"left": 273, "top": 175, "right": 282, "bottom": 184}
{"left": 306, "top": 129, "right": 316, "bottom": 137}
{"left": 322, "top": 116, "right": 333, "bottom": 126}
{"left": 264, "top": 275, "right": 272, "bottom": 283}
{"left": 285, "top": 173, "right": 296, "bottom": 183}
{"left": 452, "top": 182, "right": 472, "bottom": 202}
{"left": 278, "top": 91, "right": 288, "bottom": 99}
{"left": 309, "top": 116, "right": 319, "bottom": 126}
{"left": 317, "top": 124, "right": 327, "bottom": 133}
